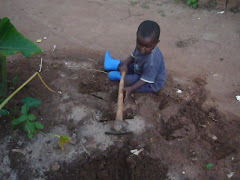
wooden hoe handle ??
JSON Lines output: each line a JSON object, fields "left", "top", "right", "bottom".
{"left": 115, "top": 71, "right": 126, "bottom": 121}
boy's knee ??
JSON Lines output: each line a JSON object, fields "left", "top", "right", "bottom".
{"left": 124, "top": 78, "right": 133, "bottom": 87}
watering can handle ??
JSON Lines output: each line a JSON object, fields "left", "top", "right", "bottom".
{"left": 116, "top": 71, "right": 126, "bottom": 121}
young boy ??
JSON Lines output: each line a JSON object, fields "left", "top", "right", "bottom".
{"left": 119, "top": 20, "right": 166, "bottom": 102}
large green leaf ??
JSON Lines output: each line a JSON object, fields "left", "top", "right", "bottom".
{"left": 0, "top": 17, "right": 42, "bottom": 58}
{"left": 21, "top": 97, "right": 41, "bottom": 109}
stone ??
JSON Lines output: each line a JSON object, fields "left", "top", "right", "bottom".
{"left": 160, "top": 104, "right": 180, "bottom": 124}
{"left": 50, "top": 162, "right": 60, "bottom": 171}
{"left": 191, "top": 157, "right": 197, "bottom": 161}
{"left": 171, "top": 128, "right": 187, "bottom": 138}
{"left": 69, "top": 138, "right": 77, "bottom": 145}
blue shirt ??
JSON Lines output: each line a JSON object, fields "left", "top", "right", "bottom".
{"left": 131, "top": 47, "right": 166, "bottom": 92}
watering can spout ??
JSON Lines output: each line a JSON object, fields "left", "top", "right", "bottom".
{"left": 104, "top": 51, "right": 121, "bottom": 71}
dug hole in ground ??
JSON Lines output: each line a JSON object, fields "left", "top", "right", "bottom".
{"left": 0, "top": 0, "right": 240, "bottom": 179}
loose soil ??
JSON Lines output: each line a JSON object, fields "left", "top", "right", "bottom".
{"left": 1, "top": 51, "right": 240, "bottom": 180}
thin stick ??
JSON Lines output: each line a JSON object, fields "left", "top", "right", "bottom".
{"left": 81, "top": 68, "right": 108, "bottom": 74}
{"left": 39, "top": 58, "right": 43, "bottom": 72}
{"left": 37, "top": 73, "right": 56, "bottom": 92}
{"left": 0, "top": 72, "right": 38, "bottom": 110}
{"left": 80, "top": 143, "right": 90, "bottom": 156}
{"left": 0, "top": 72, "right": 57, "bottom": 110}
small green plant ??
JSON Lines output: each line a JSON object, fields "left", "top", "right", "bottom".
{"left": 11, "top": 97, "right": 43, "bottom": 139}
{"left": 38, "top": 131, "right": 70, "bottom": 151}
{"left": 158, "top": 9, "right": 166, "bottom": 17}
{"left": 203, "top": 163, "right": 213, "bottom": 170}
{"left": 130, "top": 0, "right": 138, "bottom": 6}
{"left": 161, "top": 13, "right": 166, "bottom": 17}
{"left": 141, "top": 4, "right": 150, "bottom": 9}
{"left": 12, "top": 75, "right": 19, "bottom": 85}
{"left": 187, "top": 0, "right": 198, "bottom": 8}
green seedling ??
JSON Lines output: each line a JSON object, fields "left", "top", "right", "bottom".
{"left": 12, "top": 76, "right": 19, "bottom": 85}
{"left": 158, "top": 9, "right": 164, "bottom": 13}
{"left": 38, "top": 131, "right": 70, "bottom": 151}
{"left": 11, "top": 98, "right": 43, "bottom": 139}
{"left": 204, "top": 163, "right": 213, "bottom": 170}
{"left": 187, "top": 0, "right": 198, "bottom": 8}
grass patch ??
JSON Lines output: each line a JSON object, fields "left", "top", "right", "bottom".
{"left": 141, "top": 4, "right": 150, "bottom": 9}
{"left": 158, "top": 9, "right": 166, "bottom": 17}
{"left": 130, "top": 1, "right": 138, "bottom": 6}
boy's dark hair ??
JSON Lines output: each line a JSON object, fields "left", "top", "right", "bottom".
{"left": 137, "top": 20, "right": 160, "bottom": 42}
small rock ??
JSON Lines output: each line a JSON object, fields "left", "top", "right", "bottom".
{"left": 81, "top": 79, "right": 88, "bottom": 85}
{"left": 51, "top": 162, "right": 60, "bottom": 171}
{"left": 72, "top": 133, "right": 77, "bottom": 138}
{"left": 52, "top": 64, "right": 59, "bottom": 69}
{"left": 209, "top": 134, "right": 217, "bottom": 140}
{"left": 70, "top": 138, "right": 77, "bottom": 145}
{"left": 171, "top": 128, "right": 187, "bottom": 138}
{"left": 80, "top": 137, "right": 87, "bottom": 144}
{"left": 191, "top": 157, "right": 197, "bottom": 161}
{"left": 209, "top": 112, "right": 216, "bottom": 119}
{"left": 11, "top": 149, "right": 27, "bottom": 156}
{"left": 227, "top": 172, "right": 234, "bottom": 179}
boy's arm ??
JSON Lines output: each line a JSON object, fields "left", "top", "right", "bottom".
{"left": 119, "top": 56, "right": 134, "bottom": 73}
{"left": 123, "top": 79, "right": 146, "bottom": 103}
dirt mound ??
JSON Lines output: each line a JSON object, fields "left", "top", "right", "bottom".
{"left": 47, "top": 145, "right": 168, "bottom": 180}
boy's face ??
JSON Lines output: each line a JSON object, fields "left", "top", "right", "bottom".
{"left": 136, "top": 34, "right": 159, "bottom": 55}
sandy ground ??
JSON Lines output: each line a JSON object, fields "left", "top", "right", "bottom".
{"left": 1, "top": 0, "right": 240, "bottom": 116}
{"left": 1, "top": 0, "right": 240, "bottom": 115}
{"left": 1, "top": 0, "right": 240, "bottom": 179}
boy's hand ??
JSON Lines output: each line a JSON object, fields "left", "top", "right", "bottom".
{"left": 123, "top": 87, "right": 133, "bottom": 103}
{"left": 119, "top": 63, "right": 128, "bottom": 74}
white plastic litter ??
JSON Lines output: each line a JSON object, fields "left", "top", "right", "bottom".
{"left": 176, "top": 89, "right": 182, "bottom": 94}
{"left": 236, "top": 96, "right": 240, "bottom": 102}
{"left": 11, "top": 149, "right": 27, "bottom": 156}
{"left": 217, "top": 11, "right": 225, "bottom": 14}
{"left": 209, "top": 134, "right": 217, "bottom": 140}
{"left": 227, "top": 172, "right": 234, "bottom": 179}
{"left": 130, "top": 148, "right": 144, "bottom": 156}
{"left": 44, "top": 37, "right": 47, "bottom": 40}
{"left": 39, "top": 58, "right": 43, "bottom": 72}
{"left": 182, "top": 171, "right": 186, "bottom": 174}
{"left": 53, "top": 45, "right": 56, "bottom": 51}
